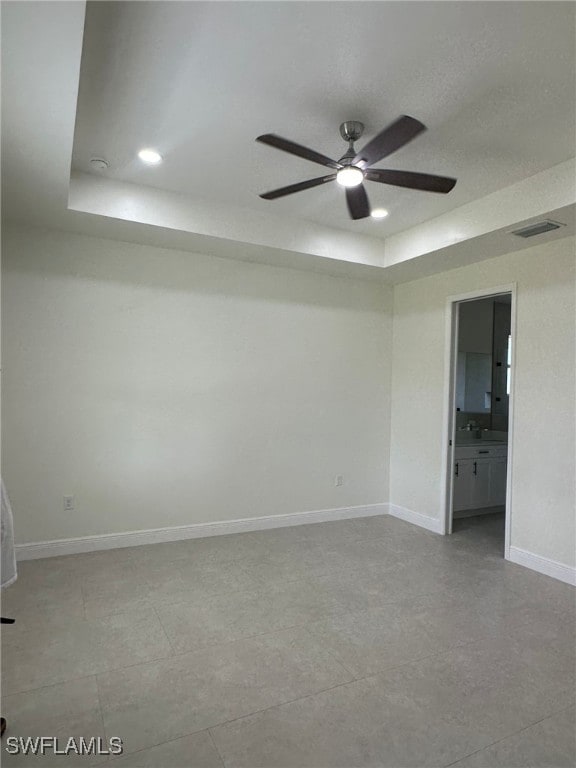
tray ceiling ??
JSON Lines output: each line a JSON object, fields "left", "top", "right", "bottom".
{"left": 72, "top": 1, "right": 576, "bottom": 239}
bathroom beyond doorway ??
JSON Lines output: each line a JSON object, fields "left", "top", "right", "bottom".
{"left": 443, "top": 287, "right": 515, "bottom": 553}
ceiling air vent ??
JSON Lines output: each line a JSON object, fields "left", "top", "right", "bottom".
{"left": 511, "top": 220, "right": 565, "bottom": 238}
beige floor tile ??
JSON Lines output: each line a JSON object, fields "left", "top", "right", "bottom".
{"left": 211, "top": 636, "right": 575, "bottom": 768}
{"left": 155, "top": 579, "right": 355, "bottom": 654}
{"left": 2, "top": 677, "right": 108, "bottom": 767}
{"left": 237, "top": 538, "right": 418, "bottom": 587}
{"left": 1, "top": 579, "right": 85, "bottom": 631}
{"left": 80, "top": 565, "right": 156, "bottom": 618}
{"left": 3, "top": 608, "right": 173, "bottom": 694}
{"left": 97, "top": 627, "right": 352, "bottom": 754}
{"left": 139, "top": 559, "right": 260, "bottom": 606}
{"left": 210, "top": 674, "right": 458, "bottom": 768}
{"left": 370, "top": 639, "right": 576, "bottom": 747}
{"left": 3, "top": 512, "right": 575, "bottom": 768}
{"left": 307, "top": 557, "right": 446, "bottom": 609}
{"left": 305, "top": 595, "right": 480, "bottom": 678}
{"left": 111, "top": 731, "right": 223, "bottom": 767}
{"left": 451, "top": 706, "right": 576, "bottom": 767}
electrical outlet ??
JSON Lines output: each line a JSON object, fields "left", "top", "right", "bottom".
{"left": 63, "top": 495, "right": 75, "bottom": 511}
{"left": 335, "top": 475, "right": 343, "bottom": 487}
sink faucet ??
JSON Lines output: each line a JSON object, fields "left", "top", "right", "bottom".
{"left": 465, "top": 422, "right": 482, "bottom": 438}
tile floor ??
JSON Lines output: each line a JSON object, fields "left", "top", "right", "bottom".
{"left": 2, "top": 513, "right": 575, "bottom": 767}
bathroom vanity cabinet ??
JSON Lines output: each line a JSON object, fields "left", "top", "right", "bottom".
{"left": 453, "top": 444, "right": 507, "bottom": 512}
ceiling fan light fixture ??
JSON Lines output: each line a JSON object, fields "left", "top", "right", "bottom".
{"left": 138, "top": 148, "right": 162, "bottom": 165}
{"left": 371, "top": 208, "right": 389, "bottom": 219}
{"left": 336, "top": 166, "right": 364, "bottom": 188}
{"left": 256, "top": 115, "right": 456, "bottom": 221}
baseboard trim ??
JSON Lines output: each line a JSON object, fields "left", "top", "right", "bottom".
{"left": 388, "top": 503, "right": 444, "bottom": 534}
{"left": 508, "top": 546, "right": 576, "bottom": 586}
{"left": 16, "top": 503, "right": 388, "bottom": 561}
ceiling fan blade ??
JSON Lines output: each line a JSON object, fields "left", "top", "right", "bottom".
{"left": 365, "top": 168, "right": 457, "bottom": 193}
{"left": 257, "top": 134, "right": 342, "bottom": 170}
{"left": 353, "top": 115, "right": 426, "bottom": 168}
{"left": 346, "top": 185, "right": 371, "bottom": 220}
{"left": 260, "top": 174, "right": 337, "bottom": 200}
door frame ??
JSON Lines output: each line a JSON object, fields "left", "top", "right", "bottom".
{"left": 439, "top": 283, "right": 517, "bottom": 560}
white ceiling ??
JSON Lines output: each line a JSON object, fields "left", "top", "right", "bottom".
{"left": 2, "top": 1, "right": 574, "bottom": 284}
{"left": 72, "top": 1, "right": 576, "bottom": 238}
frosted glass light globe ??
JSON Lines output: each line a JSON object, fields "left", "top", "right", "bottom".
{"left": 336, "top": 166, "right": 364, "bottom": 188}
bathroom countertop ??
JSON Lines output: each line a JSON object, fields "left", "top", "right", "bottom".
{"left": 456, "top": 439, "right": 508, "bottom": 446}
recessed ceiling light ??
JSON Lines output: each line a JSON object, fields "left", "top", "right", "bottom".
{"left": 371, "top": 208, "right": 389, "bottom": 220}
{"left": 336, "top": 166, "right": 364, "bottom": 188}
{"left": 138, "top": 148, "right": 162, "bottom": 165}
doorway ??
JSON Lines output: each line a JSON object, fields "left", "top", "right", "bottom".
{"left": 442, "top": 286, "right": 516, "bottom": 558}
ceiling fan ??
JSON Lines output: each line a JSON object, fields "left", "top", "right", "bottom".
{"left": 256, "top": 116, "right": 457, "bottom": 220}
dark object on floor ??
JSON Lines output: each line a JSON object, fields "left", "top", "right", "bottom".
{"left": 1, "top": 618, "right": 15, "bottom": 737}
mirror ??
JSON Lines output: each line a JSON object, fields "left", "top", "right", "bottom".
{"left": 456, "top": 352, "right": 491, "bottom": 412}
{"left": 455, "top": 297, "right": 511, "bottom": 429}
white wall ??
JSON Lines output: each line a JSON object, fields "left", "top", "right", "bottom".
{"left": 4, "top": 224, "right": 575, "bottom": 573}
{"left": 2, "top": 226, "right": 392, "bottom": 544}
{"left": 390, "top": 236, "right": 576, "bottom": 568}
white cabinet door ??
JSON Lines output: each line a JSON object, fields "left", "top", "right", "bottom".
{"left": 453, "top": 453, "right": 508, "bottom": 512}
{"left": 472, "top": 459, "right": 491, "bottom": 508}
{"left": 453, "top": 459, "right": 474, "bottom": 511}
{"left": 489, "top": 458, "right": 507, "bottom": 506}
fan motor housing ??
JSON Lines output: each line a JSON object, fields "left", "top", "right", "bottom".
{"left": 339, "top": 121, "right": 365, "bottom": 143}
